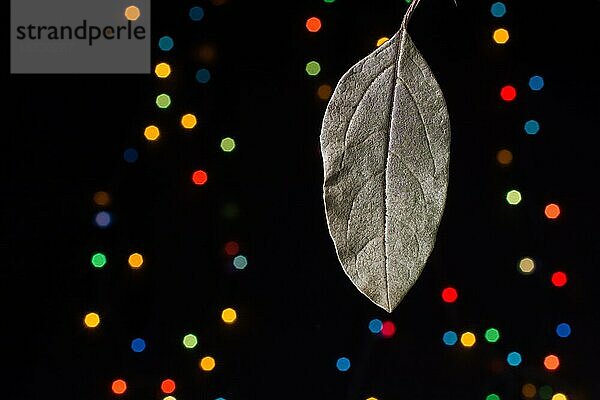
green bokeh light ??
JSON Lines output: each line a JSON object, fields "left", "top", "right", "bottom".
{"left": 91, "top": 252, "right": 107, "bottom": 268}
{"left": 156, "top": 93, "right": 171, "bottom": 109}
{"left": 305, "top": 61, "right": 321, "bottom": 76}
{"left": 539, "top": 386, "right": 553, "bottom": 400}
{"left": 220, "top": 137, "right": 236, "bottom": 152}
{"left": 484, "top": 328, "right": 500, "bottom": 343}
{"left": 486, "top": 395, "right": 500, "bottom": 400}
{"left": 183, "top": 334, "right": 198, "bottom": 349}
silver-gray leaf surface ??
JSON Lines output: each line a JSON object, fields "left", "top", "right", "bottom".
{"left": 320, "top": 1, "right": 450, "bottom": 312}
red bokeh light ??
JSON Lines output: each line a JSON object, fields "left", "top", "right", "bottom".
{"left": 224, "top": 241, "right": 240, "bottom": 256}
{"left": 500, "top": 85, "right": 517, "bottom": 101}
{"left": 161, "top": 379, "right": 176, "bottom": 394}
{"left": 441, "top": 287, "right": 458, "bottom": 303}
{"left": 306, "top": 17, "right": 322, "bottom": 33}
{"left": 381, "top": 321, "right": 396, "bottom": 338}
{"left": 192, "top": 170, "right": 208, "bottom": 185}
{"left": 551, "top": 271, "right": 568, "bottom": 287}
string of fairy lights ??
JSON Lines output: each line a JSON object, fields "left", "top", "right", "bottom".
{"left": 85, "top": 2, "right": 239, "bottom": 399}
{"left": 304, "top": 1, "right": 571, "bottom": 400}
{"left": 80, "top": 1, "right": 571, "bottom": 398}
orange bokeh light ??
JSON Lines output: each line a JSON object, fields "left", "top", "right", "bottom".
{"left": 306, "top": 17, "right": 322, "bottom": 32}
{"left": 544, "top": 354, "right": 560, "bottom": 371}
{"left": 545, "top": 203, "right": 560, "bottom": 219}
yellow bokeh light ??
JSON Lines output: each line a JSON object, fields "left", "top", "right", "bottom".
{"left": 200, "top": 356, "right": 216, "bottom": 371}
{"left": 221, "top": 308, "right": 237, "bottom": 324}
{"left": 155, "top": 62, "right": 171, "bottom": 78}
{"left": 84, "top": 312, "right": 100, "bottom": 328}
{"left": 460, "top": 332, "right": 476, "bottom": 347}
{"left": 376, "top": 37, "right": 389, "bottom": 47}
{"left": 552, "top": 394, "right": 567, "bottom": 400}
{"left": 366, "top": 397, "right": 378, "bottom": 400}
{"left": 128, "top": 253, "right": 144, "bottom": 269}
{"left": 181, "top": 113, "right": 197, "bottom": 129}
{"left": 519, "top": 257, "right": 535, "bottom": 274}
{"left": 144, "top": 125, "right": 160, "bottom": 141}
{"left": 124, "top": 6, "right": 141, "bottom": 21}
{"left": 163, "top": 397, "right": 177, "bottom": 400}
{"left": 493, "top": 28, "right": 509, "bottom": 44}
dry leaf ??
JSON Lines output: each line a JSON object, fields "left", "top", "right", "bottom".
{"left": 320, "top": 0, "right": 450, "bottom": 312}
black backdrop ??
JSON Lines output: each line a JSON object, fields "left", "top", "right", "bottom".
{"left": 6, "top": 0, "right": 600, "bottom": 398}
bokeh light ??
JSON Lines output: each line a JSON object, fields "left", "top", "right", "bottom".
{"left": 233, "top": 255, "right": 248, "bottom": 269}
{"left": 500, "top": 85, "right": 517, "bottom": 101}
{"left": 189, "top": 6, "right": 204, "bottom": 21}
{"left": 124, "top": 148, "right": 138, "bottom": 163}
{"left": 490, "top": 2, "right": 506, "bottom": 17}
{"left": 539, "top": 386, "right": 553, "bottom": 399}
{"left": 91, "top": 252, "right": 107, "bottom": 268}
{"left": 524, "top": 119, "right": 540, "bottom": 135}
{"left": 460, "top": 332, "right": 476, "bottom": 347}
{"left": 317, "top": 84, "right": 333, "bottom": 100}
{"left": 551, "top": 271, "right": 567, "bottom": 287}
{"left": 158, "top": 36, "right": 174, "bottom": 51}
{"left": 484, "top": 328, "right": 500, "bottom": 343}
{"left": 556, "top": 323, "right": 571, "bottom": 338}
{"left": 221, "top": 308, "right": 237, "bottom": 324}
{"left": 324, "top": 0, "right": 335, "bottom": 3}
{"left": 84, "top": 312, "right": 100, "bottom": 328}
{"left": 155, "top": 62, "right": 171, "bottom": 78}
{"left": 442, "top": 330, "right": 458, "bottom": 346}
{"left": 441, "top": 287, "right": 458, "bottom": 303}
{"left": 220, "top": 137, "right": 236, "bottom": 152}
{"left": 200, "top": 356, "right": 216, "bottom": 371}
{"left": 128, "top": 252, "right": 144, "bottom": 269}
{"left": 507, "top": 351, "right": 522, "bottom": 366}
{"left": 376, "top": 37, "right": 389, "bottom": 47}
{"left": 496, "top": 149, "right": 513, "bottom": 165}
{"left": 192, "top": 170, "right": 208, "bottom": 185}
{"left": 336, "top": 357, "right": 351, "bottom": 372}
{"left": 381, "top": 320, "right": 396, "bottom": 338}
{"left": 522, "top": 383, "right": 537, "bottom": 398}
{"left": 183, "top": 334, "right": 198, "bottom": 349}
{"left": 224, "top": 241, "right": 239, "bottom": 256}
{"left": 124, "top": 6, "right": 140, "bottom": 21}
{"left": 112, "top": 379, "right": 127, "bottom": 395}
{"left": 506, "top": 189, "right": 522, "bottom": 205}
{"left": 545, "top": 203, "right": 560, "bottom": 219}
{"left": 544, "top": 354, "right": 560, "bottom": 371}
{"left": 306, "top": 61, "right": 321, "bottom": 76}
{"left": 486, "top": 395, "right": 500, "bottom": 400}
{"left": 552, "top": 394, "right": 567, "bottom": 400}
{"left": 144, "top": 125, "right": 160, "bottom": 141}
{"left": 93, "top": 191, "right": 110, "bottom": 206}
{"left": 518, "top": 257, "right": 535, "bottom": 274}
{"left": 529, "top": 75, "right": 545, "bottom": 91}
{"left": 196, "top": 68, "right": 211, "bottom": 83}
{"left": 493, "top": 28, "right": 509, "bottom": 44}
{"left": 306, "top": 17, "right": 322, "bottom": 32}
{"left": 181, "top": 113, "right": 197, "bottom": 129}
{"left": 156, "top": 94, "right": 171, "bottom": 109}
{"left": 161, "top": 379, "right": 176, "bottom": 394}
{"left": 95, "top": 211, "right": 111, "bottom": 228}
{"left": 368, "top": 319, "right": 383, "bottom": 334}
{"left": 131, "top": 338, "right": 146, "bottom": 353}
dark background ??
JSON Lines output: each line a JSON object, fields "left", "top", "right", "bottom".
{"left": 6, "top": 0, "right": 600, "bottom": 399}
